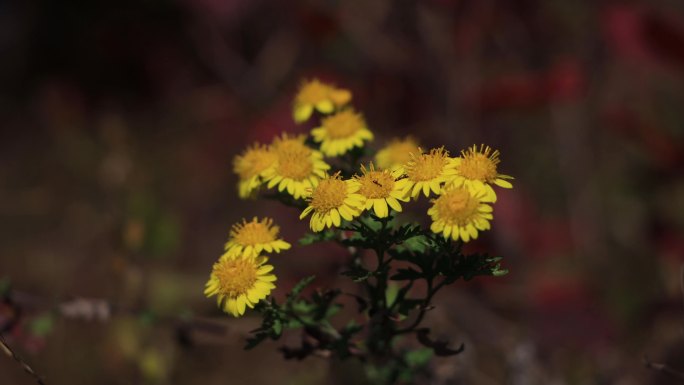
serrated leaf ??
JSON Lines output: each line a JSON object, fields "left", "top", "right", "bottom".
{"left": 341, "top": 264, "right": 372, "bottom": 282}
{"left": 289, "top": 275, "right": 316, "bottom": 298}
{"left": 299, "top": 231, "right": 337, "bottom": 245}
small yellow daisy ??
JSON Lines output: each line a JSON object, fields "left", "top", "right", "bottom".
{"left": 233, "top": 143, "right": 278, "bottom": 198}
{"left": 400, "top": 147, "right": 458, "bottom": 199}
{"left": 204, "top": 254, "right": 276, "bottom": 317}
{"left": 299, "top": 173, "right": 365, "bottom": 232}
{"left": 262, "top": 134, "right": 331, "bottom": 199}
{"left": 449, "top": 144, "right": 514, "bottom": 202}
{"left": 293, "top": 79, "right": 352, "bottom": 123}
{"left": 354, "top": 163, "right": 409, "bottom": 218}
{"left": 427, "top": 184, "right": 494, "bottom": 242}
{"left": 374, "top": 136, "right": 421, "bottom": 173}
{"left": 224, "top": 217, "right": 291, "bottom": 257}
{"left": 311, "top": 109, "right": 373, "bottom": 157}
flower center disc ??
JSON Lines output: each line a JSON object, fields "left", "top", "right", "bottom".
{"left": 311, "top": 178, "right": 347, "bottom": 212}
{"left": 274, "top": 140, "right": 314, "bottom": 180}
{"left": 407, "top": 149, "right": 449, "bottom": 181}
{"left": 358, "top": 171, "right": 394, "bottom": 199}
{"left": 322, "top": 110, "right": 363, "bottom": 139}
{"left": 459, "top": 151, "right": 498, "bottom": 181}
{"left": 233, "top": 221, "right": 276, "bottom": 245}
{"left": 434, "top": 188, "right": 479, "bottom": 225}
{"left": 215, "top": 258, "right": 258, "bottom": 297}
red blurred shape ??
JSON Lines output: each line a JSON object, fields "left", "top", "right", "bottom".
{"left": 601, "top": 107, "right": 682, "bottom": 168}
{"left": 470, "top": 59, "right": 585, "bottom": 112}
{"left": 604, "top": 5, "right": 684, "bottom": 72}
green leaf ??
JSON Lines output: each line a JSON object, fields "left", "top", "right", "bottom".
{"left": 289, "top": 276, "right": 316, "bottom": 298}
{"left": 272, "top": 319, "right": 283, "bottom": 337}
{"left": 397, "top": 234, "right": 428, "bottom": 253}
{"left": 341, "top": 264, "right": 372, "bottom": 282}
{"left": 299, "top": 231, "right": 337, "bottom": 245}
{"left": 385, "top": 283, "right": 400, "bottom": 306}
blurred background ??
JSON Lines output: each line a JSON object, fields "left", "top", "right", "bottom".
{"left": 2, "top": 0, "right": 684, "bottom": 384}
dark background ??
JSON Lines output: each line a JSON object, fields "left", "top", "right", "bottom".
{"left": 2, "top": 0, "right": 684, "bottom": 384}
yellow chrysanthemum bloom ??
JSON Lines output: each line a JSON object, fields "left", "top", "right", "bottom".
{"left": 299, "top": 173, "right": 365, "bottom": 232}
{"left": 400, "top": 147, "right": 458, "bottom": 199}
{"left": 374, "top": 136, "right": 421, "bottom": 173}
{"left": 427, "top": 184, "right": 494, "bottom": 243}
{"left": 311, "top": 109, "right": 373, "bottom": 157}
{"left": 354, "top": 164, "right": 409, "bottom": 218}
{"left": 449, "top": 144, "right": 514, "bottom": 202}
{"left": 293, "top": 79, "right": 352, "bottom": 123}
{"left": 205, "top": 254, "right": 276, "bottom": 317}
{"left": 262, "top": 134, "right": 330, "bottom": 199}
{"left": 224, "top": 217, "right": 291, "bottom": 257}
{"left": 233, "top": 143, "right": 278, "bottom": 198}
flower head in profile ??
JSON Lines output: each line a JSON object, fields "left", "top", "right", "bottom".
{"left": 224, "top": 217, "right": 291, "bottom": 257}
{"left": 300, "top": 173, "right": 365, "bottom": 232}
{"left": 354, "top": 163, "right": 409, "bottom": 218}
{"left": 427, "top": 184, "right": 494, "bottom": 242}
{"left": 450, "top": 144, "right": 513, "bottom": 202}
{"left": 233, "top": 143, "right": 277, "bottom": 198}
{"left": 311, "top": 109, "right": 373, "bottom": 157}
{"left": 400, "top": 147, "right": 458, "bottom": 199}
{"left": 293, "top": 79, "right": 352, "bottom": 123}
{"left": 262, "top": 134, "right": 330, "bottom": 199}
{"left": 374, "top": 136, "right": 421, "bottom": 173}
{"left": 205, "top": 254, "right": 276, "bottom": 317}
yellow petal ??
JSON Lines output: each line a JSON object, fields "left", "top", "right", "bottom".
{"left": 373, "top": 199, "right": 389, "bottom": 218}
{"left": 494, "top": 178, "right": 513, "bottom": 188}
{"left": 331, "top": 209, "right": 341, "bottom": 226}
{"left": 386, "top": 197, "right": 402, "bottom": 212}
{"left": 294, "top": 104, "right": 314, "bottom": 123}
{"left": 315, "top": 100, "right": 334, "bottom": 113}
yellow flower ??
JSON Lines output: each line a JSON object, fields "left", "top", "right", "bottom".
{"left": 450, "top": 144, "right": 514, "bottom": 202}
{"left": 233, "top": 143, "right": 278, "bottom": 198}
{"left": 262, "top": 134, "right": 330, "bottom": 199}
{"left": 293, "top": 79, "right": 352, "bottom": 123}
{"left": 374, "top": 136, "right": 421, "bottom": 173}
{"left": 427, "top": 184, "right": 494, "bottom": 242}
{"left": 224, "top": 217, "right": 291, "bottom": 257}
{"left": 400, "top": 147, "right": 458, "bottom": 199}
{"left": 205, "top": 254, "right": 276, "bottom": 317}
{"left": 354, "top": 164, "right": 409, "bottom": 218}
{"left": 311, "top": 109, "right": 373, "bottom": 157}
{"left": 299, "top": 173, "right": 365, "bottom": 232}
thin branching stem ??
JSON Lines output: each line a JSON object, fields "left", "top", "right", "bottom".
{"left": 0, "top": 333, "right": 47, "bottom": 385}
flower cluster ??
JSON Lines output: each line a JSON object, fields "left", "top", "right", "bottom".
{"left": 205, "top": 217, "right": 290, "bottom": 317}
{"left": 210, "top": 78, "right": 513, "bottom": 318}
